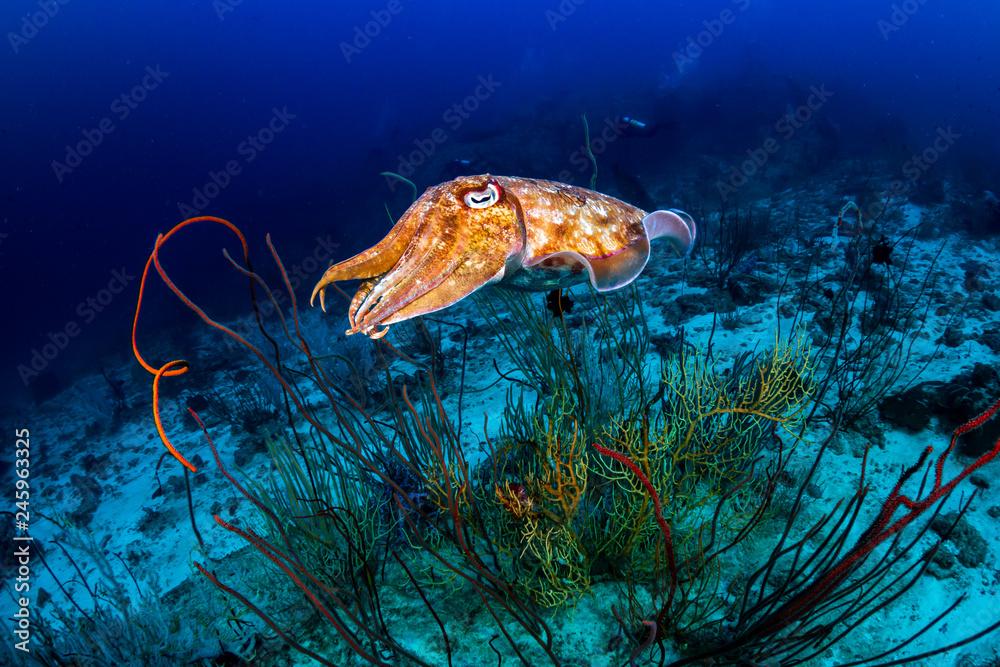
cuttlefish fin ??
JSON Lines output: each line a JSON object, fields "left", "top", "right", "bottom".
{"left": 310, "top": 212, "right": 421, "bottom": 310}
{"left": 530, "top": 237, "right": 651, "bottom": 293}
{"left": 525, "top": 209, "right": 696, "bottom": 292}
{"left": 643, "top": 209, "right": 697, "bottom": 257}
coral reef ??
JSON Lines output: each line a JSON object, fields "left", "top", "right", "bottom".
{"left": 107, "top": 216, "right": 1000, "bottom": 665}
{"left": 17, "top": 171, "right": 1000, "bottom": 666}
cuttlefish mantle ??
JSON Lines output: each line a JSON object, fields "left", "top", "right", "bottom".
{"left": 311, "top": 175, "right": 696, "bottom": 338}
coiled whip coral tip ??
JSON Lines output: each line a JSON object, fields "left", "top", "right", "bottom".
{"left": 152, "top": 359, "right": 196, "bottom": 472}
{"left": 131, "top": 215, "right": 253, "bottom": 473}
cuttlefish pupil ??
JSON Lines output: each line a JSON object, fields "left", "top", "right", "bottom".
{"left": 310, "top": 174, "right": 696, "bottom": 339}
{"left": 465, "top": 181, "right": 501, "bottom": 208}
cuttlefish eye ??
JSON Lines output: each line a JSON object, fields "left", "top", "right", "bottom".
{"left": 463, "top": 181, "right": 502, "bottom": 209}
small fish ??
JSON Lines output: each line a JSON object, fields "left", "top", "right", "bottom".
{"left": 871, "top": 236, "right": 893, "bottom": 266}
{"left": 545, "top": 288, "right": 574, "bottom": 319}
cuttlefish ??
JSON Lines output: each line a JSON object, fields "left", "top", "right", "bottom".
{"left": 311, "top": 175, "right": 696, "bottom": 339}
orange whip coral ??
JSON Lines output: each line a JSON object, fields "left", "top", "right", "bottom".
{"left": 131, "top": 215, "right": 252, "bottom": 473}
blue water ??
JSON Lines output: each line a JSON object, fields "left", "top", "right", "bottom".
{"left": 2, "top": 0, "right": 999, "bottom": 398}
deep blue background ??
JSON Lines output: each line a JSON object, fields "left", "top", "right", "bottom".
{"left": 1, "top": 0, "right": 998, "bottom": 406}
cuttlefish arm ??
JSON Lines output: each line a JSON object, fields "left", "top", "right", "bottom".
{"left": 311, "top": 177, "right": 525, "bottom": 338}
{"left": 309, "top": 206, "right": 421, "bottom": 313}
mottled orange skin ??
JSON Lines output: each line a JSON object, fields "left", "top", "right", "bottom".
{"left": 499, "top": 176, "right": 653, "bottom": 292}
{"left": 311, "top": 175, "right": 689, "bottom": 338}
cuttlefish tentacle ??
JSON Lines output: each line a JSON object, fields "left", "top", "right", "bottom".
{"left": 312, "top": 175, "right": 694, "bottom": 338}
{"left": 370, "top": 232, "right": 516, "bottom": 327}
{"left": 352, "top": 191, "right": 527, "bottom": 334}
{"left": 351, "top": 225, "right": 469, "bottom": 334}
{"left": 347, "top": 279, "right": 377, "bottom": 334}
{"left": 310, "top": 206, "right": 423, "bottom": 311}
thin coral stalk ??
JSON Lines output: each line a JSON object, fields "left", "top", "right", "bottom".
{"left": 591, "top": 443, "right": 679, "bottom": 626}
{"left": 751, "top": 397, "right": 1000, "bottom": 640}
{"left": 671, "top": 397, "right": 1000, "bottom": 666}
